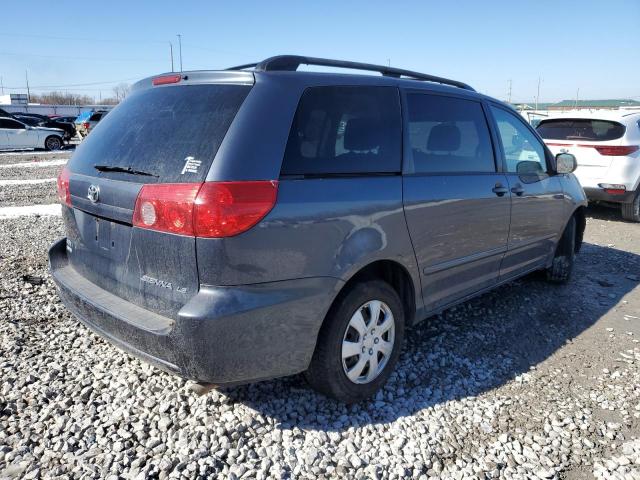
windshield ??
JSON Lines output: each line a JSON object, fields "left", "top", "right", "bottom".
{"left": 69, "top": 84, "right": 251, "bottom": 183}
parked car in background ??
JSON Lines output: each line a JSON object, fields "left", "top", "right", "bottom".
{"left": 0, "top": 107, "right": 16, "bottom": 119}
{"left": 47, "top": 118, "right": 76, "bottom": 141}
{"left": 13, "top": 114, "right": 43, "bottom": 127}
{"left": 13, "top": 113, "right": 76, "bottom": 140}
{"left": 76, "top": 110, "right": 107, "bottom": 137}
{"left": 537, "top": 111, "right": 640, "bottom": 222}
{"left": 0, "top": 117, "right": 65, "bottom": 150}
{"left": 52, "top": 115, "right": 80, "bottom": 124}
{"left": 49, "top": 56, "right": 586, "bottom": 402}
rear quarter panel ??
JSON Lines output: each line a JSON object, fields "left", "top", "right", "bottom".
{"left": 196, "top": 176, "right": 421, "bottom": 294}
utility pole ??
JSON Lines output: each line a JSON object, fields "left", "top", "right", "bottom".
{"left": 169, "top": 42, "right": 174, "bottom": 72}
{"left": 507, "top": 79, "right": 512, "bottom": 104}
{"left": 25, "top": 70, "right": 31, "bottom": 104}
{"left": 535, "top": 77, "right": 541, "bottom": 111}
{"left": 575, "top": 88, "right": 579, "bottom": 109}
{"left": 177, "top": 34, "right": 183, "bottom": 72}
{"left": 0, "top": 76, "right": 3, "bottom": 95}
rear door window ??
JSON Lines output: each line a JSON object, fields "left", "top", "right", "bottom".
{"left": 405, "top": 93, "right": 495, "bottom": 174}
{"left": 69, "top": 84, "right": 251, "bottom": 183}
{"left": 281, "top": 86, "right": 401, "bottom": 175}
{"left": 536, "top": 119, "right": 625, "bottom": 141}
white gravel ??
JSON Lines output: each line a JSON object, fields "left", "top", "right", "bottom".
{"left": 0, "top": 179, "right": 56, "bottom": 186}
{"left": 0, "top": 204, "right": 61, "bottom": 219}
{"left": 0, "top": 151, "right": 639, "bottom": 480}
{"left": 0, "top": 160, "right": 68, "bottom": 169}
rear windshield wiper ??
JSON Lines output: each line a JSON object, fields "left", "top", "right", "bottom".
{"left": 94, "top": 164, "right": 158, "bottom": 177}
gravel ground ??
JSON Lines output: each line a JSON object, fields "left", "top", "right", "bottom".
{"left": 0, "top": 166, "right": 64, "bottom": 181}
{"left": 0, "top": 151, "right": 72, "bottom": 166}
{"left": 0, "top": 151, "right": 639, "bottom": 479}
{"left": 0, "top": 183, "right": 59, "bottom": 208}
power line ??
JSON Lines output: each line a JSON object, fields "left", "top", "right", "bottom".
{"left": 0, "top": 76, "right": 144, "bottom": 90}
{"left": 0, "top": 32, "right": 167, "bottom": 45}
{"left": 0, "top": 50, "right": 159, "bottom": 63}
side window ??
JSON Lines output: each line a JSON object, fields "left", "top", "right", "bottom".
{"left": 281, "top": 86, "right": 401, "bottom": 175}
{"left": 0, "top": 119, "right": 25, "bottom": 129}
{"left": 406, "top": 94, "right": 495, "bottom": 174}
{"left": 490, "top": 106, "right": 547, "bottom": 174}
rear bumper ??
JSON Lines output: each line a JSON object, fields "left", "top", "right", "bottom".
{"left": 49, "top": 238, "right": 342, "bottom": 385}
{"left": 583, "top": 187, "right": 637, "bottom": 204}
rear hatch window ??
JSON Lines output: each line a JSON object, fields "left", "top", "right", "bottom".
{"left": 536, "top": 119, "right": 625, "bottom": 142}
{"left": 69, "top": 84, "right": 251, "bottom": 183}
{"left": 63, "top": 83, "right": 252, "bottom": 317}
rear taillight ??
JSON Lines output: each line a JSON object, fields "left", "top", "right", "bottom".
{"left": 82, "top": 122, "right": 89, "bottom": 130}
{"left": 132, "top": 183, "right": 201, "bottom": 235}
{"left": 194, "top": 181, "right": 279, "bottom": 238}
{"left": 56, "top": 166, "right": 71, "bottom": 206}
{"left": 545, "top": 143, "right": 639, "bottom": 156}
{"left": 132, "top": 181, "right": 278, "bottom": 237}
{"left": 582, "top": 145, "right": 639, "bottom": 156}
{"left": 599, "top": 183, "right": 627, "bottom": 195}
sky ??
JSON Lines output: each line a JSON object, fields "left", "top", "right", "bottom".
{"left": 1, "top": 0, "right": 638, "bottom": 103}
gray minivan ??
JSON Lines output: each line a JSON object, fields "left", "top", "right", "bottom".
{"left": 49, "top": 56, "right": 587, "bottom": 402}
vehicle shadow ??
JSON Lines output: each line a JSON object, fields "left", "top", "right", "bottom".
{"left": 586, "top": 203, "right": 625, "bottom": 222}
{"left": 219, "top": 242, "right": 640, "bottom": 431}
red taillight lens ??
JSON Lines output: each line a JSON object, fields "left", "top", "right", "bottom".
{"left": 152, "top": 74, "right": 182, "bottom": 86}
{"left": 580, "top": 145, "right": 639, "bottom": 156}
{"left": 56, "top": 166, "right": 71, "bottom": 206}
{"left": 132, "top": 181, "right": 278, "bottom": 238}
{"left": 133, "top": 183, "right": 201, "bottom": 235}
{"left": 194, "top": 181, "right": 278, "bottom": 238}
{"left": 599, "top": 183, "right": 627, "bottom": 195}
{"left": 82, "top": 122, "right": 89, "bottom": 129}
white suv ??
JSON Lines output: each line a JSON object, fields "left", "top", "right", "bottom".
{"left": 536, "top": 111, "right": 640, "bottom": 222}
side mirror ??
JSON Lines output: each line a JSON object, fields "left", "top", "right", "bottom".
{"left": 555, "top": 153, "right": 577, "bottom": 174}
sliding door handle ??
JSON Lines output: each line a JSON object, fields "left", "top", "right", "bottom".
{"left": 511, "top": 185, "right": 525, "bottom": 196}
{"left": 492, "top": 184, "right": 509, "bottom": 197}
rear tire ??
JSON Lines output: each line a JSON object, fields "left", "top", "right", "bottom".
{"left": 621, "top": 192, "right": 640, "bottom": 222}
{"left": 546, "top": 216, "right": 576, "bottom": 284}
{"left": 44, "top": 136, "right": 62, "bottom": 151}
{"left": 304, "top": 280, "right": 405, "bottom": 403}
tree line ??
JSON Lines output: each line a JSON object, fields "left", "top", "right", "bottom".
{"left": 28, "top": 83, "right": 131, "bottom": 106}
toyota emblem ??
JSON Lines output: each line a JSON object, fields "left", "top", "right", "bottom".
{"left": 87, "top": 185, "right": 100, "bottom": 203}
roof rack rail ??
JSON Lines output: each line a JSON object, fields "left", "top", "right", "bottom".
{"left": 226, "top": 55, "right": 475, "bottom": 92}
